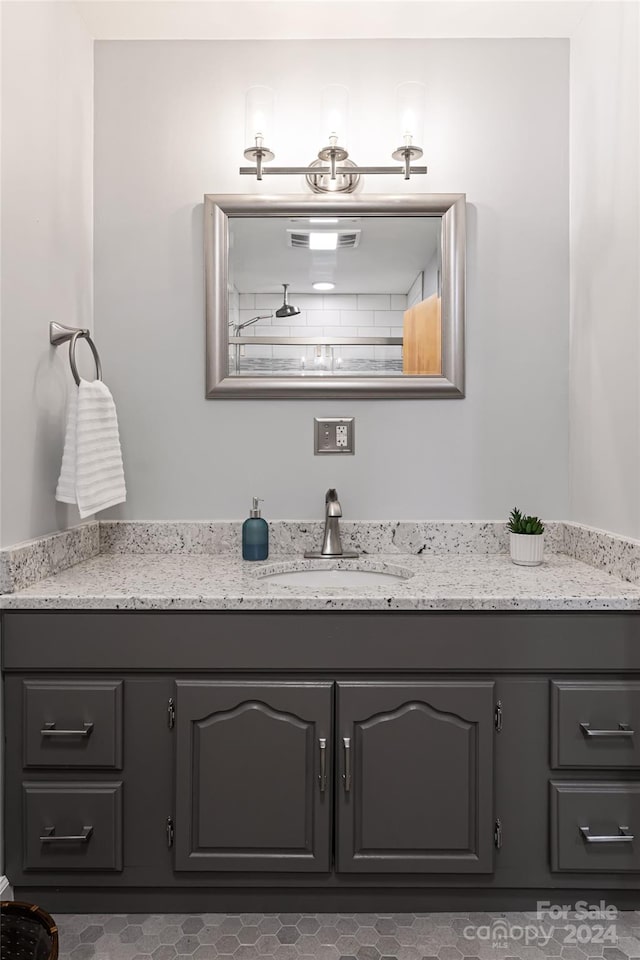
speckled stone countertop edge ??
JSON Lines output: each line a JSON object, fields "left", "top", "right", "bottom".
{"left": 3, "top": 552, "right": 640, "bottom": 612}
{"left": 3, "top": 596, "right": 640, "bottom": 611}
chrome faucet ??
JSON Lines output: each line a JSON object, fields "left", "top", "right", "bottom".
{"left": 304, "top": 488, "right": 359, "bottom": 559}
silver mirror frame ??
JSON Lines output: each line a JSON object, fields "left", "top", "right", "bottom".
{"left": 205, "top": 193, "right": 466, "bottom": 399}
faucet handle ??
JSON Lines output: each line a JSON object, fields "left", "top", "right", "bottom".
{"left": 325, "top": 488, "right": 342, "bottom": 518}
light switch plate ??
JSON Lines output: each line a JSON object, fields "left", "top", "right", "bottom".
{"left": 314, "top": 417, "right": 355, "bottom": 455}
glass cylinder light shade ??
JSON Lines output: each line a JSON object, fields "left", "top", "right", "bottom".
{"left": 245, "top": 85, "right": 274, "bottom": 148}
{"left": 320, "top": 84, "right": 349, "bottom": 146}
{"left": 395, "top": 81, "right": 426, "bottom": 148}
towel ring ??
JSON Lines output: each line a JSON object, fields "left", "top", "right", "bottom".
{"left": 49, "top": 322, "right": 102, "bottom": 386}
{"left": 69, "top": 331, "right": 102, "bottom": 386}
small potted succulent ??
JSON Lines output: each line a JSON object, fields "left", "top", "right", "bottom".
{"left": 507, "top": 507, "right": 545, "bottom": 566}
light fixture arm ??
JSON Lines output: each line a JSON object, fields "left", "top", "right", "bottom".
{"left": 243, "top": 136, "right": 275, "bottom": 182}
{"left": 391, "top": 143, "right": 425, "bottom": 181}
{"left": 239, "top": 158, "right": 428, "bottom": 192}
{"left": 238, "top": 164, "right": 427, "bottom": 176}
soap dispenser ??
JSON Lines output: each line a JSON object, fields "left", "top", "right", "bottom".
{"left": 242, "top": 497, "right": 269, "bottom": 561}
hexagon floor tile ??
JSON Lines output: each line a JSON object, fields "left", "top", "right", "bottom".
{"left": 52, "top": 912, "right": 640, "bottom": 960}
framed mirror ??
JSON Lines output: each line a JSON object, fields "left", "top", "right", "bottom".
{"left": 205, "top": 194, "right": 465, "bottom": 399}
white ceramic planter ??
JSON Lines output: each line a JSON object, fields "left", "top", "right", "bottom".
{"left": 510, "top": 532, "right": 544, "bottom": 566}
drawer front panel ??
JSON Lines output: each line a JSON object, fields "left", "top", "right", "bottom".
{"left": 551, "top": 681, "right": 640, "bottom": 768}
{"left": 23, "top": 781, "right": 123, "bottom": 872}
{"left": 550, "top": 781, "right": 640, "bottom": 872}
{"left": 24, "top": 680, "right": 123, "bottom": 768}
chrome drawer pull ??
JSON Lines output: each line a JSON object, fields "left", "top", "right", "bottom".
{"left": 40, "top": 825, "right": 93, "bottom": 844}
{"left": 318, "top": 738, "right": 327, "bottom": 793}
{"left": 342, "top": 737, "right": 352, "bottom": 793}
{"left": 579, "top": 722, "right": 634, "bottom": 738}
{"left": 579, "top": 825, "right": 634, "bottom": 844}
{"left": 40, "top": 721, "right": 94, "bottom": 738}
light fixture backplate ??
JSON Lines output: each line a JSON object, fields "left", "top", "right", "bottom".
{"left": 305, "top": 158, "right": 360, "bottom": 194}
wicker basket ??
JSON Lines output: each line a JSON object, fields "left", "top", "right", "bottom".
{"left": 0, "top": 901, "right": 58, "bottom": 960}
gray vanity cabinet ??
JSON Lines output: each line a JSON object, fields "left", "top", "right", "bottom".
{"left": 4, "top": 611, "right": 640, "bottom": 911}
{"left": 336, "top": 682, "right": 495, "bottom": 873}
{"left": 174, "top": 681, "right": 333, "bottom": 872}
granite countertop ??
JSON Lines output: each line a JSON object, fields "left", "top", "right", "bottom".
{"left": 3, "top": 550, "right": 640, "bottom": 611}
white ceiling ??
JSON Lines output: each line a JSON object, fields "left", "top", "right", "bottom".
{"left": 229, "top": 216, "right": 441, "bottom": 294}
{"left": 74, "top": 0, "right": 590, "bottom": 40}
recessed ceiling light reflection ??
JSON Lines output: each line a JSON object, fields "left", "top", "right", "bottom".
{"left": 309, "top": 218, "right": 339, "bottom": 224}
{"left": 312, "top": 281, "right": 336, "bottom": 291}
{"left": 309, "top": 232, "right": 338, "bottom": 250}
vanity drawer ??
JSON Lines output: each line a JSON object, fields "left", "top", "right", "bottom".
{"left": 550, "top": 781, "right": 640, "bottom": 872}
{"left": 23, "top": 781, "right": 123, "bottom": 872}
{"left": 550, "top": 681, "right": 640, "bottom": 768}
{"left": 23, "top": 680, "right": 123, "bottom": 768}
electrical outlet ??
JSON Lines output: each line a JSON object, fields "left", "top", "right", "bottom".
{"left": 336, "top": 424, "right": 348, "bottom": 447}
{"left": 314, "top": 417, "right": 355, "bottom": 455}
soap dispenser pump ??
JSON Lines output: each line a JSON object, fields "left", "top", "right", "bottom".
{"left": 242, "top": 497, "right": 269, "bottom": 561}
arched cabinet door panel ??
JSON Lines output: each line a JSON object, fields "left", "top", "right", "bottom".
{"left": 175, "top": 681, "right": 332, "bottom": 871}
{"left": 336, "top": 682, "right": 495, "bottom": 873}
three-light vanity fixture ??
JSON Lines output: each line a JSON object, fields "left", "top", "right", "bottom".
{"left": 241, "top": 82, "right": 428, "bottom": 193}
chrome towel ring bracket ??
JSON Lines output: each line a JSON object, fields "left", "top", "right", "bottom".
{"left": 49, "top": 321, "right": 102, "bottom": 386}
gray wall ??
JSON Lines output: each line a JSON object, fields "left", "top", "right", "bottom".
{"left": 94, "top": 38, "right": 569, "bottom": 523}
{"left": 569, "top": 2, "right": 640, "bottom": 539}
{"left": 0, "top": 1, "right": 93, "bottom": 547}
{"left": 0, "top": 0, "right": 93, "bottom": 882}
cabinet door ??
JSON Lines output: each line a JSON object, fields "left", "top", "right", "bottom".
{"left": 174, "top": 681, "right": 332, "bottom": 871}
{"left": 336, "top": 682, "right": 495, "bottom": 873}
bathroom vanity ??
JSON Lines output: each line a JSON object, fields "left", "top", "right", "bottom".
{"left": 2, "top": 524, "right": 640, "bottom": 911}
{"left": 3, "top": 549, "right": 640, "bottom": 913}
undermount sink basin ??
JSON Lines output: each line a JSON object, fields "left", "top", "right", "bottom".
{"left": 260, "top": 568, "right": 411, "bottom": 587}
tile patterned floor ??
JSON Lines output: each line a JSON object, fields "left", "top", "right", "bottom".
{"left": 54, "top": 912, "right": 640, "bottom": 960}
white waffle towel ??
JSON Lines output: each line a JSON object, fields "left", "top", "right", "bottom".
{"left": 56, "top": 378, "right": 126, "bottom": 519}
